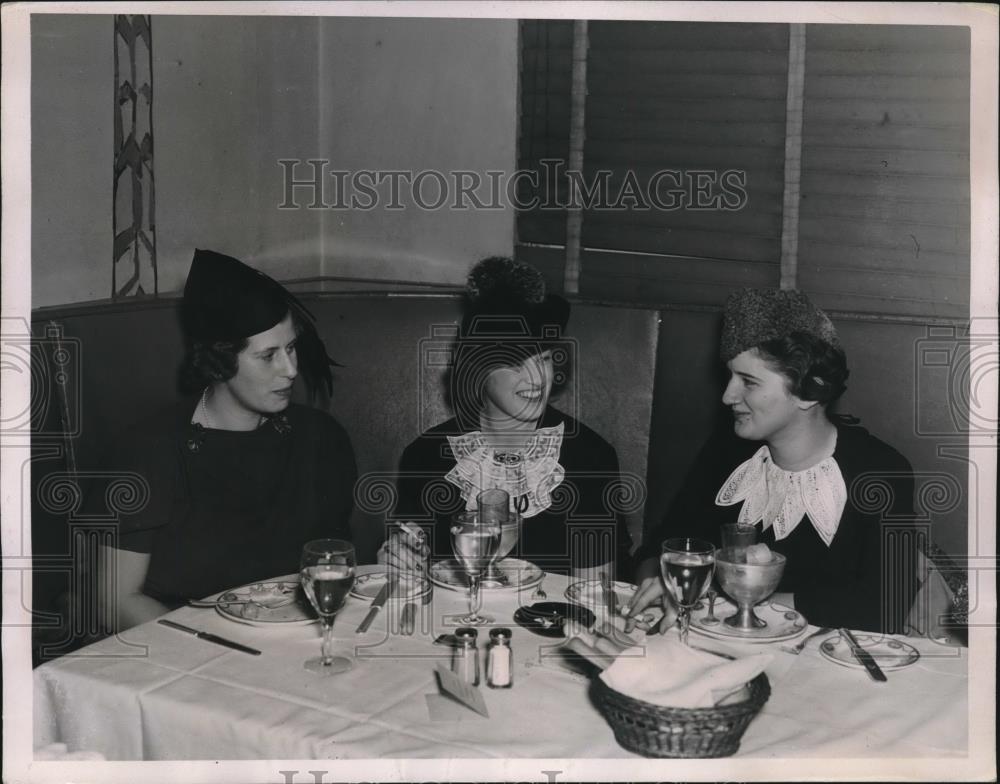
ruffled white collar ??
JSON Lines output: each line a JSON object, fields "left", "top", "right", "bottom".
{"left": 714, "top": 445, "right": 847, "bottom": 546}
{"left": 445, "top": 423, "right": 565, "bottom": 519}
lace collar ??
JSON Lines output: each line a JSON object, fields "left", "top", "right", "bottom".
{"left": 715, "top": 445, "right": 847, "bottom": 546}
{"left": 445, "top": 423, "right": 565, "bottom": 519}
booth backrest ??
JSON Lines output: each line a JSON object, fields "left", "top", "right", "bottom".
{"left": 31, "top": 294, "right": 660, "bottom": 564}
{"left": 29, "top": 292, "right": 968, "bottom": 583}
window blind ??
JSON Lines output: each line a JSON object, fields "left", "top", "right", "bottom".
{"left": 796, "top": 24, "right": 969, "bottom": 318}
{"left": 517, "top": 21, "right": 790, "bottom": 305}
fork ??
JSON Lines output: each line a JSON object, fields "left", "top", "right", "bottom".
{"left": 781, "top": 626, "right": 833, "bottom": 655}
{"left": 187, "top": 592, "right": 295, "bottom": 609}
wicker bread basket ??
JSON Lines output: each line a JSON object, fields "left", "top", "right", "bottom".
{"left": 592, "top": 669, "right": 771, "bottom": 758}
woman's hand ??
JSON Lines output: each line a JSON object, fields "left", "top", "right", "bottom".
{"left": 377, "top": 522, "right": 430, "bottom": 576}
{"left": 623, "top": 556, "right": 679, "bottom": 635}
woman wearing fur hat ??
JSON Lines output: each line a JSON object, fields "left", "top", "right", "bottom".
{"left": 95, "top": 250, "right": 357, "bottom": 632}
{"left": 379, "top": 257, "right": 633, "bottom": 581}
{"left": 625, "top": 287, "right": 918, "bottom": 635}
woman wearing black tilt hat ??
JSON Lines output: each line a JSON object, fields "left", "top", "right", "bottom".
{"left": 96, "top": 250, "right": 357, "bottom": 632}
{"left": 379, "top": 257, "right": 633, "bottom": 580}
{"left": 626, "top": 288, "right": 918, "bottom": 635}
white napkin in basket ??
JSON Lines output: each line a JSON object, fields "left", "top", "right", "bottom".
{"left": 599, "top": 635, "right": 772, "bottom": 709}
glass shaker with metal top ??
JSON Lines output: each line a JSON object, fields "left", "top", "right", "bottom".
{"left": 487, "top": 627, "right": 513, "bottom": 689}
{"left": 452, "top": 627, "right": 480, "bottom": 686}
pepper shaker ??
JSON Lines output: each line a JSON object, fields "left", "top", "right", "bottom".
{"left": 452, "top": 627, "right": 480, "bottom": 686}
{"left": 487, "top": 627, "right": 513, "bottom": 689}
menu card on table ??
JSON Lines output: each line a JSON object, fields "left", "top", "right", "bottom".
{"left": 434, "top": 663, "right": 490, "bottom": 717}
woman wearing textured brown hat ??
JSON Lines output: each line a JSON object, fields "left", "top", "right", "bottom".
{"left": 96, "top": 249, "right": 357, "bottom": 632}
{"left": 379, "top": 257, "right": 633, "bottom": 581}
{"left": 625, "top": 287, "right": 918, "bottom": 635}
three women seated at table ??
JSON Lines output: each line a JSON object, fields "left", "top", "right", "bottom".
{"left": 96, "top": 250, "right": 357, "bottom": 631}
{"left": 626, "top": 287, "right": 918, "bottom": 635}
{"left": 96, "top": 247, "right": 917, "bottom": 637}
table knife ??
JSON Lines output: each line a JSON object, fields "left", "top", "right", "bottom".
{"left": 356, "top": 581, "right": 391, "bottom": 633}
{"left": 840, "top": 628, "right": 887, "bottom": 682}
{"left": 157, "top": 619, "right": 261, "bottom": 655}
{"left": 599, "top": 572, "right": 617, "bottom": 617}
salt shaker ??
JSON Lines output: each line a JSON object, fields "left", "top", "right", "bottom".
{"left": 487, "top": 627, "right": 513, "bottom": 689}
{"left": 452, "top": 627, "right": 480, "bottom": 686}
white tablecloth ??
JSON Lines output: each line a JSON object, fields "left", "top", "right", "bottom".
{"left": 33, "top": 571, "right": 968, "bottom": 761}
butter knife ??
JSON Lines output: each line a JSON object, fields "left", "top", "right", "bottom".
{"left": 157, "top": 619, "right": 261, "bottom": 656}
{"left": 356, "top": 580, "right": 392, "bottom": 633}
{"left": 840, "top": 628, "right": 887, "bottom": 682}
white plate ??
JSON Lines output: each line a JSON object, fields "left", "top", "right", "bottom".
{"left": 429, "top": 558, "right": 543, "bottom": 593}
{"left": 690, "top": 598, "right": 808, "bottom": 643}
{"left": 350, "top": 570, "right": 431, "bottom": 601}
{"left": 819, "top": 633, "right": 920, "bottom": 671}
{"left": 215, "top": 580, "right": 317, "bottom": 627}
{"left": 564, "top": 579, "right": 637, "bottom": 611}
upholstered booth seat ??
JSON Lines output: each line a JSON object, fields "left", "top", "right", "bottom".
{"left": 28, "top": 293, "right": 659, "bottom": 660}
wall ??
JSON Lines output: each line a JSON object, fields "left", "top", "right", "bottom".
{"left": 31, "top": 15, "right": 112, "bottom": 305}
{"left": 31, "top": 15, "right": 519, "bottom": 307}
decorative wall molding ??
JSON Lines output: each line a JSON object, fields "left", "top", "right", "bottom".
{"left": 112, "top": 15, "right": 157, "bottom": 298}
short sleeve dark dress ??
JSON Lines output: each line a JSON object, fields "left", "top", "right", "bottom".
{"left": 93, "top": 401, "right": 357, "bottom": 606}
{"left": 389, "top": 405, "right": 634, "bottom": 580}
{"left": 636, "top": 420, "right": 919, "bottom": 634}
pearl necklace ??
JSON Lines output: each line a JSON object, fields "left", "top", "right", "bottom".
{"left": 199, "top": 388, "right": 264, "bottom": 430}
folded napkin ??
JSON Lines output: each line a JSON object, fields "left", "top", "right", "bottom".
{"left": 600, "top": 635, "right": 772, "bottom": 709}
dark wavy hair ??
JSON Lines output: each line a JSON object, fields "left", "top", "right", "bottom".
{"left": 446, "top": 338, "right": 574, "bottom": 429}
{"left": 755, "top": 331, "right": 849, "bottom": 406}
{"left": 177, "top": 308, "right": 303, "bottom": 395}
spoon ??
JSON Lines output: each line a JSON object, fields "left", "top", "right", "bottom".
{"left": 531, "top": 576, "right": 547, "bottom": 600}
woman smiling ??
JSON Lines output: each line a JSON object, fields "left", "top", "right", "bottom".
{"left": 627, "top": 288, "right": 918, "bottom": 635}
{"left": 380, "top": 257, "right": 633, "bottom": 580}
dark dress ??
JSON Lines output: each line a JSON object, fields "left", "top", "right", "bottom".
{"left": 636, "top": 420, "right": 919, "bottom": 633}
{"left": 390, "top": 406, "right": 634, "bottom": 579}
{"left": 93, "top": 401, "right": 357, "bottom": 606}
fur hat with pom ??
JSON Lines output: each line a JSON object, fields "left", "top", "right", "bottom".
{"left": 720, "top": 287, "right": 840, "bottom": 363}
{"left": 460, "top": 256, "right": 570, "bottom": 340}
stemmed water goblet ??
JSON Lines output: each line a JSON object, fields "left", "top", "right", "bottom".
{"left": 451, "top": 510, "right": 501, "bottom": 625}
{"left": 660, "top": 537, "right": 716, "bottom": 645}
{"left": 300, "top": 538, "right": 356, "bottom": 676}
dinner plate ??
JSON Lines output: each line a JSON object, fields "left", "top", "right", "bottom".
{"left": 350, "top": 570, "right": 431, "bottom": 601}
{"left": 429, "top": 557, "right": 543, "bottom": 593}
{"left": 819, "top": 633, "right": 920, "bottom": 671}
{"left": 564, "top": 579, "right": 637, "bottom": 612}
{"left": 689, "top": 598, "right": 808, "bottom": 643}
{"left": 513, "top": 602, "right": 596, "bottom": 638}
{"left": 215, "top": 580, "right": 317, "bottom": 627}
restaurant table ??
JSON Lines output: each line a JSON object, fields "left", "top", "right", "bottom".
{"left": 33, "top": 569, "right": 969, "bottom": 761}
